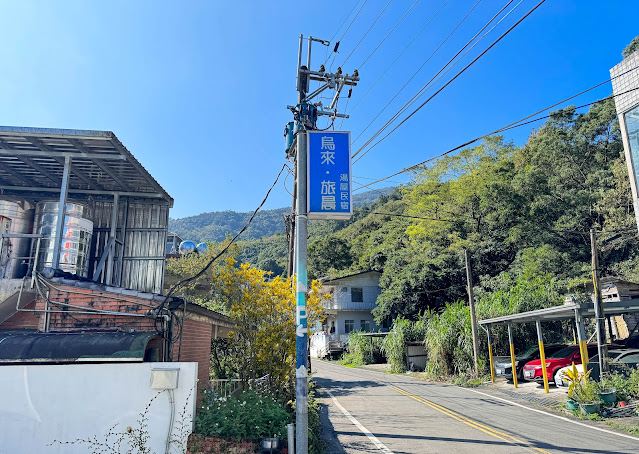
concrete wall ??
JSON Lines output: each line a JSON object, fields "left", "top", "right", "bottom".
{"left": 0, "top": 362, "right": 197, "bottom": 454}
{"left": 335, "top": 310, "right": 379, "bottom": 339}
{"left": 326, "top": 272, "right": 381, "bottom": 311}
{"left": 0, "top": 278, "right": 23, "bottom": 303}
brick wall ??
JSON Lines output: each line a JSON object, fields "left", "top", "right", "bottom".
{"left": 174, "top": 317, "right": 213, "bottom": 392}
{"left": 0, "top": 283, "right": 230, "bottom": 395}
{"left": 33, "top": 286, "right": 157, "bottom": 332}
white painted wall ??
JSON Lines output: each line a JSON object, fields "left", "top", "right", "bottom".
{"left": 0, "top": 362, "right": 198, "bottom": 454}
{"left": 326, "top": 273, "right": 381, "bottom": 311}
{"left": 336, "top": 310, "right": 379, "bottom": 339}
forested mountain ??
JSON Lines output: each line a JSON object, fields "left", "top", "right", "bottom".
{"left": 169, "top": 187, "right": 395, "bottom": 242}
{"left": 172, "top": 94, "right": 639, "bottom": 336}
{"left": 238, "top": 96, "right": 639, "bottom": 329}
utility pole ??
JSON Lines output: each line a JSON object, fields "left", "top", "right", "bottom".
{"left": 590, "top": 229, "right": 609, "bottom": 375}
{"left": 464, "top": 250, "right": 480, "bottom": 377}
{"left": 288, "top": 35, "right": 359, "bottom": 454}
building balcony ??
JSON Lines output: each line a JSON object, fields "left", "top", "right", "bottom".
{"left": 323, "top": 300, "right": 377, "bottom": 311}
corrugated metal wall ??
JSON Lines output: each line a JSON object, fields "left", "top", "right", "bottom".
{"left": 90, "top": 199, "right": 168, "bottom": 294}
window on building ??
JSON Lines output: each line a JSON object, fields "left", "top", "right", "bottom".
{"left": 360, "top": 320, "right": 371, "bottom": 332}
{"left": 351, "top": 287, "right": 363, "bottom": 302}
{"left": 345, "top": 320, "right": 355, "bottom": 333}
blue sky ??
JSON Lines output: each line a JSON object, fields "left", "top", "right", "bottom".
{"left": 0, "top": 1, "right": 636, "bottom": 218}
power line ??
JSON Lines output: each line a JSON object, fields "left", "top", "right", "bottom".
{"left": 351, "top": 0, "right": 488, "bottom": 147}
{"left": 341, "top": 0, "right": 394, "bottom": 67}
{"left": 348, "top": 0, "right": 449, "bottom": 115}
{"left": 352, "top": 0, "right": 545, "bottom": 163}
{"left": 370, "top": 211, "right": 453, "bottom": 222}
{"left": 329, "top": 0, "right": 362, "bottom": 43}
{"left": 353, "top": 0, "right": 521, "bottom": 154}
{"left": 161, "top": 163, "right": 288, "bottom": 301}
{"left": 326, "top": 0, "right": 369, "bottom": 67}
{"left": 358, "top": 0, "right": 422, "bottom": 69}
{"left": 355, "top": 0, "right": 525, "bottom": 164}
{"left": 353, "top": 175, "right": 405, "bottom": 184}
{"left": 351, "top": 79, "right": 639, "bottom": 194}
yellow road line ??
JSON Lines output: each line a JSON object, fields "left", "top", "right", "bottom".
{"left": 390, "top": 386, "right": 551, "bottom": 454}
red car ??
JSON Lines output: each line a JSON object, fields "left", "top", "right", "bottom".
{"left": 522, "top": 344, "right": 599, "bottom": 385}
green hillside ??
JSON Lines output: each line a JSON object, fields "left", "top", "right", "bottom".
{"left": 241, "top": 97, "right": 639, "bottom": 330}
{"left": 168, "top": 187, "right": 395, "bottom": 242}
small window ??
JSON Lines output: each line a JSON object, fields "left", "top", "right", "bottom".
{"left": 345, "top": 320, "right": 355, "bottom": 334}
{"left": 340, "top": 286, "right": 348, "bottom": 293}
{"left": 351, "top": 287, "right": 363, "bottom": 302}
{"left": 360, "top": 320, "right": 371, "bottom": 332}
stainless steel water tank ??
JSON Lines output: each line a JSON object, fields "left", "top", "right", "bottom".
{"left": 34, "top": 201, "right": 93, "bottom": 276}
{"left": 0, "top": 200, "right": 35, "bottom": 279}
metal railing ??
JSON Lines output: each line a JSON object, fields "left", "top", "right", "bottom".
{"left": 0, "top": 234, "right": 42, "bottom": 280}
{"left": 209, "top": 374, "right": 271, "bottom": 398}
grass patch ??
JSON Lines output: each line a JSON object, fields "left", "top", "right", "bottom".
{"left": 605, "top": 420, "right": 639, "bottom": 436}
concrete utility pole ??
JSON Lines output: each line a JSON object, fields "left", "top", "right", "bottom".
{"left": 289, "top": 34, "right": 359, "bottom": 454}
{"left": 590, "top": 229, "right": 609, "bottom": 375}
{"left": 464, "top": 250, "right": 480, "bottom": 377}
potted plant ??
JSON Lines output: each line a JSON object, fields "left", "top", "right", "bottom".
{"left": 565, "top": 365, "right": 600, "bottom": 415}
{"left": 596, "top": 375, "right": 617, "bottom": 405}
{"left": 563, "top": 364, "right": 582, "bottom": 411}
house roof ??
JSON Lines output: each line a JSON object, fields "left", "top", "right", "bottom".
{"left": 0, "top": 126, "right": 173, "bottom": 206}
{"left": 321, "top": 270, "right": 381, "bottom": 284}
{"left": 0, "top": 331, "right": 158, "bottom": 363}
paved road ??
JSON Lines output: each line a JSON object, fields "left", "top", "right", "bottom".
{"left": 314, "top": 361, "right": 639, "bottom": 454}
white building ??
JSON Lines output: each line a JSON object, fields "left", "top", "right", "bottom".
{"left": 311, "top": 270, "right": 383, "bottom": 358}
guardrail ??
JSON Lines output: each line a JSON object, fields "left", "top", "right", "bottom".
{"left": 0, "top": 234, "right": 42, "bottom": 280}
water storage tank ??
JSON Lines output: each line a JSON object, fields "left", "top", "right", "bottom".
{"left": 34, "top": 201, "right": 93, "bottom": 277}
{"left": 0, "top": 200, "right": 35, "bottom": 279}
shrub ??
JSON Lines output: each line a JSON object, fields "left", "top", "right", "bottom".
{"left": 566, "top": 366, "right": 598, "bottom": 404}
{"left": 341, "top": 331, "right": 384, "bottom": 366}
{"left": 307, "top": 380, "right": 325, "bottom": 454}
{"left": 382, "top": 318, "right": 426, "bottom": 373}
{"left": 597, "top": 369, "right": 639, "bottom": 402}
{"left": 195, "top": 389, "right": 290, "bottom": 439}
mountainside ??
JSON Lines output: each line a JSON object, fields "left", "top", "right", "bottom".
{"left": 241, "top": 97, "right": 639, "bottom": 328}
{"left": 169, "top": 187, "right": 395, "bottom": 242}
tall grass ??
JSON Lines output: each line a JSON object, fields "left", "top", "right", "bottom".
{"left": 424, "top": 301, "right": 478, "bottom": 376}
{"left": 382, "top": 318, "right": 427, "bottom": 373}
{"left": 341, "top": 331, "right": 384, "bottom": 366}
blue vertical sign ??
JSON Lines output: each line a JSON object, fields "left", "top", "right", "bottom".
{"left": 307, "top": 131, "right": 352, "bottom": 220}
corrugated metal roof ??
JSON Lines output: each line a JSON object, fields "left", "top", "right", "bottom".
{"left": 0, "top": 331, "right": 159, "bottom": 363}
{"left": 0, "top": 126, "right": 172, "bottom": 206}
{"left": 479, "top": 299, "right": 639, "bottom": 326}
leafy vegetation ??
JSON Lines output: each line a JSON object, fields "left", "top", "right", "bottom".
{"left": 340, "top": 331, "right": 384, "bottom": 366}
{"left": 195, "top": 389, "right": 290, "bottom": 439}
{"left": 168, "top": 187, "right": 396, "bottom": 243}
{"left": 382, "top": 318, "right": 427, "bottom": 373}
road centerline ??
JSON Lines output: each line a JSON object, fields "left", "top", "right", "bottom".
{"left": 390, "top": 385, "right": 551, "bottom": 454}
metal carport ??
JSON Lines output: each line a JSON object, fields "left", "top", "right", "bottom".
{"left": 479, "top": 299, "right": 639, "bottom": 393}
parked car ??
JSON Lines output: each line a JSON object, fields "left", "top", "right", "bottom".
{"left": 554, "top": 349, "right": 638, "bottom": 387}
{"left": 522, "top": 344, "right": 600, "bottom": 385}
{"left": 588, "top": 348, "right": 639, "bottom": 381}
{"left": 494, "top": 344, "right": 567, "bottom": 381}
